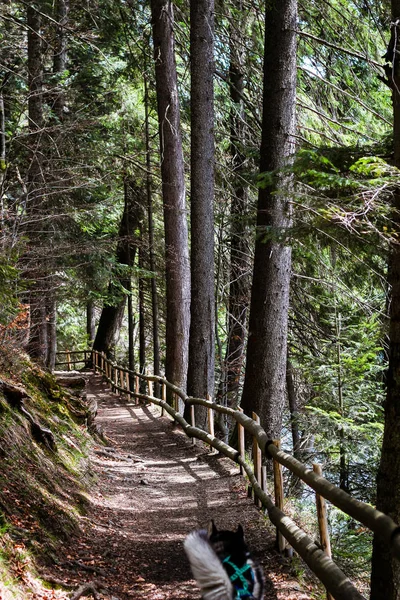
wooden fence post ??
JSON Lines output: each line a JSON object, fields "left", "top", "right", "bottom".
{"left": 190, "top": 404, "right": 196, "bottom": 445}
{"left": 161, "top": 382, "right": 166, "bottom": 417}
{"left": 147, "top": 377, "right": 153, "bottom": 400}
{"left": 238, "top": 408, "right": 245, "bottom": 476}
{"left": 261, "top": 465, "right": 267, "bottom": 495}
{"left": 115, "top": 368, "right": 120, "bottom": 394}
{"left": 207, "top": 394, "right": 214, "bottom": 444}
{"left": 111, "top": 365, "right": 115, "bottom": 392}
{"left": 313, "top": 463, "right": 334, "bottom": 600}
{"left": 125, "top": 371, "right": 130, "bottom": 399}
{"left": 252, "top": 412, "right": 262, "bottom": 507}
{"left": 135, "top": 375, "right": 139, "bottom": 405}
{"left": 119, "top": 369, "right": 125, "bottom": 397}
{"left": 273, "top": 439, "right": 286, "bottom": 552}
{"left": 66, "top": 350, "right": 71, "bottom": 371}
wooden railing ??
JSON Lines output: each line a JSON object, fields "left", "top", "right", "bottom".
{"left": 57, "top": 350, "right": 400, "bottom": 600}
{"left": 55, "top": 349, "right": 91, "bottom": 371}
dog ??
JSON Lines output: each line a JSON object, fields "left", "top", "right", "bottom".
{"left": 184, "top": 521, "right": 264, "bottom": 600}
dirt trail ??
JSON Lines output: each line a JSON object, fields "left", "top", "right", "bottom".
{"left": 46, "top": 374, "right": 314, "bottom": 600}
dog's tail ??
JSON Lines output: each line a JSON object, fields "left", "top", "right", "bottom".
{"left": 184, "top": 530, "right": 234, "bottom": 600}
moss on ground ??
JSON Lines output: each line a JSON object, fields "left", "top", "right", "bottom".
{"left": 0, "top": 342, "right": 95, "bottom": 599}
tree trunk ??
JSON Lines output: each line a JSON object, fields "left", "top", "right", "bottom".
{"left": 286, "top": 359, "right": 301, "bottom": 458}
{"left": 187, "top": 0, "right": 215, "bottom": 427}
{"left": 86, "top": 300, "right": 96, "bottom": 345}
{"left": 150, "top": 0, "right": 191, "bottom": 396}
{"left": 0, "top": 73, "right": 11, "bottom": 248}
{"left": 52, "top": 0, "right": 69, "bottom": 119}
{"left": 240, "top": 0, "right": 297, "bottom": 440}
{"left": 138, "top": 242, "right": 146, "bottom": 393}
{"left": 0, "top": 76, "right": 7, "bottom": 225}
{"left": 26, "top": 4, "right": 48, "bottom": 367}
{"left": 127, "top": 276, "right": 135, "bottom": 392}
{"left": 92, "top": 181, "right": 142, "bottom": 357}
{"left": 336, "top": 318, "right": 349, "bottom": 493}
{"left": 46, "top": 294, "right": 57, "bottom": 371}
{"left": 27, "top": 296, "right": 48, "bottom": 366}
{"left": 144, "top": 69, "right": 161, "bottom": 397}
{"left": 370, "top": 7, "right": 400, "bottom": 598}
{"left": 224, "top": 0, "right": 251, "bottom": 407}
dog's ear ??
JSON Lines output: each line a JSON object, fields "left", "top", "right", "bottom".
{"left": 208, "top": 520, "right": 218, "bottom": 538}
{"left": 236, "top": 524, "right": 244, "bottom": 539}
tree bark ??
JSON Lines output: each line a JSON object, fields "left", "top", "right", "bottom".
{"left": 144, "top": 68, "right": 161, "bottom": 397}
{"left": 46, "top": 294, "right": 57, "bottom": 371}
{"left": 370, "top": 7, "right": 400, "bottom": 598}
{"left": 127, "top": 275, "right": 135, "bottom": 392}
{"left": 86, "top": 300, "right": 96, "bottom": 345}
{"left": 286, "top": 359, "right": 301, "bottom": 458}
{"left": 52, "top": 0, "right": 69, "bottom": 119}
{"left": 187, "top": 0, "right": 215, "bottom": 427}
{"left": 0, "top": 75, "right": 7, "bottom": 219}
{"left": 26, "top": 4, "right": 48, "bottom": 366}
{"left": 0, "top": 73, "right": 11, "bottom": 249}
{"left": 224, "top": 0, "right": 251, "bottom": 407}
{"left": 92, "top": 181, "right": 142, "bottom": 357}
{"left": 240, "top": 0, "right": 297, "bottom": 440}
{"left": 150, "top": 0, "right": 191, "bottom": 396}
{"left": 138, "top": 241, "right": 146, "bottom": 393}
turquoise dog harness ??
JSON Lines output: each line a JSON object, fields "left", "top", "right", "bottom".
{"left": 223, "top": 555, "right": 255, "bottom": 599}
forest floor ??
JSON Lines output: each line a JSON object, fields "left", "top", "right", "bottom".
{"left": 41, "top": 374, "right": 319, "bottom": 600}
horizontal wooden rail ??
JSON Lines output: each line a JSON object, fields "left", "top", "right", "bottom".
{"left": 63, "top": 350, "right": 400, "bottom": 600}
{"left": 55, "top": 350, "right": 91, "bottom": 371}
{"left": 56, "top": 350, "right": 90, "bottom": 356}
{"left": 88, "top": 350, "right": 400, "bottom": 563}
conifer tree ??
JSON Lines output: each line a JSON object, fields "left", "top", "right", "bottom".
{"left": 240, "top": 0, "right": 297, "bottom": 439}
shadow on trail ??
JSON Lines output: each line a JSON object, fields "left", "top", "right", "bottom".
{"left": 79, "top": 374, "right": 283, "bottom": 599}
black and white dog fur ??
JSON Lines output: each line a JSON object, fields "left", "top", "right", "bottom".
{"left": 184, "top": 521, "right": 264, "bottom": 600}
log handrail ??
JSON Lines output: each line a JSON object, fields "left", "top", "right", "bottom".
{"left": 57, "top": 350, "right": 400, "bottom": 600}
{"left": 56, "top": 350, "right": 89, "bottom": 356}
{"left": 54, "top": 349, "right": 91, "bottom": 371}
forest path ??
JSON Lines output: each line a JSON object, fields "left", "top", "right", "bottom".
{"left": 49, "top": 374, "right": 314, "bottom": 600}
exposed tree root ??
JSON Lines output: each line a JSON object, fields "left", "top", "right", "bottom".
{"left": 70, "top": 579, "right": 107, "bottom": 600}
{"left": 64, "top": 559, "right": 107, "bottom": 577}
{"left": 0, "top": 379, "right": 56, "bottom": 450}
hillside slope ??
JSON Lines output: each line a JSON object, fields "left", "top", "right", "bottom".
{"left": 0, "top": 343, "right": 94, "bottom": 599}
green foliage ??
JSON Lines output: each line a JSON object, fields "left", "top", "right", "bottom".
{"left": 297, "top": 0, "right": 391, "bottom": 146}
{"left": 329, "top": 509, "right": 372, "bottom": 585}
{"left": 56, "top": 300, "right": 89, "bottom": 352}
{"left": 0, "top": 0, "right": 397, "bottom": 594}
{"left": 291, "top": 144, "right": 397, "bottom": 249}
{"left": 290, "top": 237, "right": 386, "bottom": 499}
